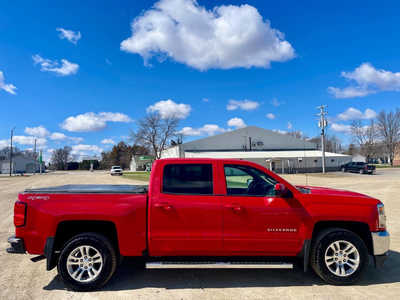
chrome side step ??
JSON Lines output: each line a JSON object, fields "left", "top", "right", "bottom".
{"left": 146, "top": 262, "right": 293, "bottom": 269}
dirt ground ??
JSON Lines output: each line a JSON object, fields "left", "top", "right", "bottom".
{"left": 0, "top": 169, "right": 399, "bottom": 299}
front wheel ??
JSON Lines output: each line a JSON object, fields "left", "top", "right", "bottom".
{"left": 310, "top": 228, "right": 368, "bottom": 285}
{"left": 57, "top": 233, "right": 117, "bottom": 291}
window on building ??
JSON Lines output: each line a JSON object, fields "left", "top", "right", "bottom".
{"left": 163, "top": 164, "right": 213, "bottom": 195}
{"left": 224, "top": 164, "right": 277, "bottom": 196}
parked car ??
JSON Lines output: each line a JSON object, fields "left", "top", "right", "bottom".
{"left": 341, "top": 162, "right": 376, "bottom": 174}
{"left": 7, "top": 158, "right": 389, "bottom": 291}
{"left": 110, "top": 166, "right": 123, "bottom": 176}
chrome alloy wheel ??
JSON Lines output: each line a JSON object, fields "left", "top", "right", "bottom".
{"left": 66, "top": 245, "right": 103, "bottom": 282}
{"left": 324, "top": 240, "right": 360, "bottom": 277}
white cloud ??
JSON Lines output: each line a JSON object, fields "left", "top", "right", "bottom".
{"left": 120, "top": 0, "right": 295, "bottom": 71}
{"left": 32, "top": 55, "right": 79, "bottom": 76}
{"left": 0, "top": 139, "right": 8, "bottom": 149}
{"left": 147, "top": 99, "right": 191, "bottom": 119}
{"left": 337, "top": 107, "right": 377, "bottom": 121}
{"left": 101, "top": 138, "right": 115, "bottom": 145}
{"left": 24, "top": 126, "right": 49, "bottom": 137}
{"left": 180, "top": 124, "right": 226, "bottom": 136}
{"left": 72, "top": 144, "right": 103, "bottom": 153}
{"left": 71, "top": 144, "right": 103, "bottom": 160}
{"left": 330, "top": 123, "right": 351, "bottom": 134}
{"left": 328, "top": 86, "right": 373, "bottom": 99}
{"left": 49, "top": 132, "right": 83, "bottom": 143}
{"left": 270, "top": 98, "right": 282, "bottom": 107}
{"left": 266, "top": 113, "right": 275, "bottom": 120}
{"left": 202, "top": 98, "right": 209, "bottom": 102}
{"left": 287, "top": 122, "right": 293, "bottom": 130}
{"left": 56, "top": 28, "right": 81, "bottom": 44}
{"left": 0, "top": 71, "right": 17, "bottom": 94}
{"left": 226, "top": 99, "right": 259, "bottom": 111}
{"left": 227, "top": 117, "right": 246, "bottom": 129}
{"left": 329, "top": 63, "right": 400, "bottom": 98}
{"left": 61, "top": 112, "right": 132, "bottom": 132}
{"left": 13, "top": 136, "right": 47, "bottom": 146}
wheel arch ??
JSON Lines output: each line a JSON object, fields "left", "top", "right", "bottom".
{"left": 311, "top": 221, "right": 373, "bottom": 255}
{"left": 46, "top": 220, "right": 119, "bottom": 271}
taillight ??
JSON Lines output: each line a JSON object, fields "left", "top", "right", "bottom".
{"left": 14, "top": 201, "right": 27, "bottom": 227}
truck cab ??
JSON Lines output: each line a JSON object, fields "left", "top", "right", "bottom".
{"left": 7, "top": 158, "right": 390, "bottom": 291}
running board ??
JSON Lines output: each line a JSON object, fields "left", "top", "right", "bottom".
{"left": 146, "top": 262, "right": 293, "bottom": 269}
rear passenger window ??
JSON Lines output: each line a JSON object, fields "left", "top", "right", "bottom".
{"left": 163, "top": 164, "right": 213, "bottom": 195}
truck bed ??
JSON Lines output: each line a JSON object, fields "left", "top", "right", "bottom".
{"left": 24, "top": 184, "right": 148, "bottom": 194}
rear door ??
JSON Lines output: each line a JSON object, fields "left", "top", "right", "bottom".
{"left": 221, "top": 162, "right": 306, "bottom": 256}
{"left": 149, "top": 161, "right": 223, "bottom": 256}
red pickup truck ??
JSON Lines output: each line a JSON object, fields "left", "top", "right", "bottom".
{"left": 7, "top": 158, "right": 390, "bottom": 290}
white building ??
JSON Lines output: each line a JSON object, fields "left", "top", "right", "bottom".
{"left": 0, "top": 150, "right": 42, "bottom": 174}
{"left": 162, "top": 126, "right": 351, "bottom": 173}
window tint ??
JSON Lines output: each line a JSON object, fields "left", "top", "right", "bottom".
{"left": 163, "top": 164, "right": 213, "bottom": 195}
{"left": 224, "top": 164, "right": 277, "bottom": 196}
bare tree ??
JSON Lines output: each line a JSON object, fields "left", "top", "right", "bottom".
{"left": 376, "top": 109, "right": 400, "bottom": 166}
{"left": 50, "top": 146, "right": 72, "bottom": 170}
{"left": 132, "top": 113, "right": 179, "bottom": 160}
{"left": 350, "top": 119, "right": 379, "bottom": 161}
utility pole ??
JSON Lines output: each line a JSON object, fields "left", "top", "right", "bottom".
{"left": 9, "top": 127, "right": 15, "bottom": 176}
{"left": 317, "top": 105, "right": 328, "bottom": 174}
{"left": 34, "top": 138, "right": 37, "bottom": 175}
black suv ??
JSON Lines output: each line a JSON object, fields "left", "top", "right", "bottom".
{"left": 341, "top": 162, "right": 376, "bottom": 174}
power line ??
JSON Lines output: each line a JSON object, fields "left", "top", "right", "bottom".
{"left": 317, "top": 105, "right": 328, "bottom": 174}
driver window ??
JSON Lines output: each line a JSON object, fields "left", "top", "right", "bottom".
{"left": 224, "top": 164, "right": 277, "bottom": 196}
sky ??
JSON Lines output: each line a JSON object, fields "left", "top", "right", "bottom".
{"left": 1, "top": 0, "right": 400, "bottom": 161}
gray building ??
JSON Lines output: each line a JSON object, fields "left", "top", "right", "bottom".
{"left": 0, "top": 150, "right": 42, "bottom": 174}
{"left": 161, "top": 126, "right": 351, "bottom": 173}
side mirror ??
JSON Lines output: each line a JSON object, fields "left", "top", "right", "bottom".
{"left": 274, "top": 183, "right": 289, "bottom": 197}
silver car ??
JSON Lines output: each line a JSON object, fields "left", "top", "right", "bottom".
{"left": 110, "top": 166, "right": 123, "bottom": 176}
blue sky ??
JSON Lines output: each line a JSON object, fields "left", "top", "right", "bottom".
{"left": 1, "top": 0, "right": 400, "bottom": 160}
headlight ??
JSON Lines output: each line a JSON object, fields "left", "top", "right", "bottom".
{"left": 377, "top": 203, "right": 387, "bottom": 230}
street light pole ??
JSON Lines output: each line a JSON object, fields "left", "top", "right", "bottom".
{"left": 9, "top": 127, "right": 15, "bottom": 176}
{"left": 317, "top": 105, "right": 328, "bottom": 174}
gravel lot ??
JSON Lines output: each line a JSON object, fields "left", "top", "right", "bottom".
{"left": 0, "top": 169, "right": 399, "bottom": 299}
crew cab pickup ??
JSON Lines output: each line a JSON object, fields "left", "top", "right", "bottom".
{"left": 7, "top": 158, "right": 390, "bottom": 290}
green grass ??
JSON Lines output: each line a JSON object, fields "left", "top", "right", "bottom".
{"left": 372, "top": 164, "right": 400, "bottom": 168}
{"left": 122, "top": 172, "right": 151, "bottom": 182}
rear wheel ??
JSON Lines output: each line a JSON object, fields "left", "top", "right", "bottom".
{"left": 310, "top": 228, "right": 368, "bottom": 285}
{"left": 57, "top": 233, "right": 117, "bottom": 291}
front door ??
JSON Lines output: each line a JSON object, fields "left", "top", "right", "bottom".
{"left": 222, "top": 163, "right": 306, "bottom": 256}
{"left": 149, "top": 162, "right": 223, "bottom": 256}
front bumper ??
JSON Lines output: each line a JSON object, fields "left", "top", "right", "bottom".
{"left": 6, "top": 235, "right": 25, "bottom": 254}
{"left": 372, "top": 231, "right": 390, "bottom": 255}
{"left": 371, "top": 231, "right": 390, "bottom": 268}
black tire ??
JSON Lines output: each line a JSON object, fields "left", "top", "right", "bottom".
{"left": 310, "top": 228, "right": 368, "bottom": 285}
{"left": 57, "top": 232, "right": 117, "bottom": 291}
